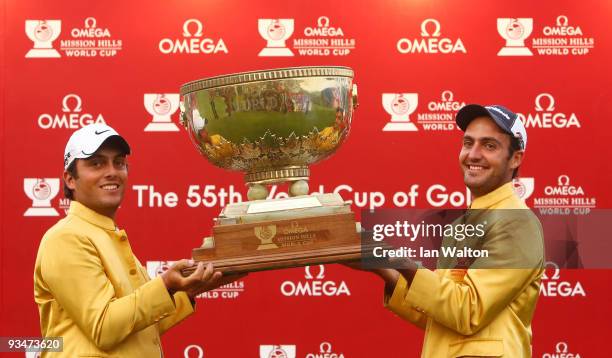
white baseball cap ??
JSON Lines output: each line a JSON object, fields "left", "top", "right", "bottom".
{"left": 63, "top": 123, "right": 131, "bottom": 169}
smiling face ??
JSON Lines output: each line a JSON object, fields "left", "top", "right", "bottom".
{"left": 459, "top": 116, "right": 523, "bottom": 198}
{"left": 64, "top": 143, "right": 128, "bottom": 219}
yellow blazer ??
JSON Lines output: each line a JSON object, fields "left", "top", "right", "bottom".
{"left": 386, "top": 183, "right": 544, "bottom": 357}
{"left": 34, "top": 201, "right": 194, "bottom": 357}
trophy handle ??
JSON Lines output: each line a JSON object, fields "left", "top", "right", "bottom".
{"left": 179, "top": 100, "right": 187, "bottom": 129}
{"left": 352, "top": 84, "right": 359, "bottom": 109}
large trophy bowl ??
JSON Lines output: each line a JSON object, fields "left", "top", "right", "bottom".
{"left": 179, "top": 67, "right": 361, "bottom": 275}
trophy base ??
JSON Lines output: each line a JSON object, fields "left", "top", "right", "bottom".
{"left": 497, "top": 47, "right": 533, "bottom": 56}
{"left": 183, "top": 193, "right": 361, "bottom": 275}
{"left": 25, "top": 49, "right": 61, "bottom": 58}
{"left": 184, "top": 244, "right": 361, "bottom": 275}
{"left": 258, "top": 47, "right": 294, "bottom": 57}
{"left": 24, "top": 207, "right": 59, "bottom": 217}
{"left": 144, "top": 122, "right": 180, "bottom": 132}
{"left": 383, "top": 121, "right": 418, "bottom": 131}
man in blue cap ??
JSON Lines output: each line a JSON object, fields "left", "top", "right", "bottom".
{"left": 360, "top": 105, "right": 544, "bottom": 357}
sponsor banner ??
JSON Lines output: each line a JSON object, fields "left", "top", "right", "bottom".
{"left": 280, "top": 265, "right": 350, "bottom": 297}
{"left": 292, "top": 16, "right": 355, "bottom": 56}
{"left": 540, "top": 261, "right": 586, "bottom": 298}
{"left": 25, "top": 18, "right": 123, "bottom": 58}
{"left": 532, "top": 175, "right": 595, "bottom": 215}
{"left": 382, "top": 90, "right": 465, "bottom": 132}
{"left": 37, "top": 94, "right": 106, "bottom": 130}
{"left": 532, "top": 15, "right": 594, "bottom": 56}
{"left": 305, "top": 342, "right": 345, "bottom": 358}
{"left": 497, "top": 18, "right": 534, "bottom": 56}
{"left": 518, "top": 93, "right": 581, "bottom": 129}
{"left": 513, "top": 177, "right": 535, "bottom": 201}
{"left": 258, "top": 19, "right": 295, "bottom": 57}
{"left": 23, "top": 178, "right": 62, "bottom": 217}
{"left": 144, "top": 93, "right": 180, "bottom": 132}
{"left": 397, "top": 19, "right": 467, "bottom": 55}
{"left": 260, "top": 345, "right": 296, "bottom": 358}
{"left": 498, "top": 16, "right": 594, "bottom": 57}
{"left": 146, "top": 261, "right": 245, "bottom": 299}
{"left": 382, "top": 93, "right": 418, "bottom": 131}
{"left": 158, "top": 19, "right": 228, "bottom": 55}
{"left": 25, "top": 20, "right": 61, "bottom": 58}
{"left": 542, "top": 341, "right": 582, "bottom": 358}
{"left": 183, "top": 344, "right": 204, "bottom": 358}
{"left": 59, "top": 17, "right": 123, "bottom": 57}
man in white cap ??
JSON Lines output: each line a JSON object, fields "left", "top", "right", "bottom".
{"left": 34, "top": 123, "right": 240, "bottom": 357}
{"left": 356, "top": 105, "right": 544, "bottom": 357}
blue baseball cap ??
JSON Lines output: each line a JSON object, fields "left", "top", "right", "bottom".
{"left": 456, "top": 104, "right": 527, "bottom": 150}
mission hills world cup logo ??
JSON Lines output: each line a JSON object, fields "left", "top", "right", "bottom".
{"left": 144, "top": 93, "right": 180, "bottom": 132}
{"left": 382, "top": 93, "right": 418, "bottom": 131}
{"left": 25, "top": 20, "right": 61, "bottom": 58}
{"left": 382, "top": 91, "right": 466, "bottom": 132}
{"left": 260, "top": 345, "right": 296, "bottom": 358}
{"left": 532, "top": 174, "right": 595, "bottom": 215}
{"left": 24, "top": 178, "right": 60, "bottom": 217}
{"left": 497, "top": 18, "right": 534, "bottom": 56}
{"left": 531, "top": 15, "right": 594, "bottom": 56}
{"left": 258, "top": 19, "right": 294, "bottom": 56}
{"left": 59, "top": 17, "right": 123, "bottom": 57}
{"left": 292, "top": 16, "right": 356, "bottom": 56}
{"left": 512, "top": 177, "right": 535, "bottom": 200}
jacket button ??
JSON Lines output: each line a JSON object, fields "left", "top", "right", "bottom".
{"left": 120, "top": 236, "right": 127, "bottom": 241}
{"left": 129, "top": 269, "right": 137, "bottom": 275}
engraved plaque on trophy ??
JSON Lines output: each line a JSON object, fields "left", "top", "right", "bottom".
{"left": 179, "top": 67, "right": 360, "bottom": 275}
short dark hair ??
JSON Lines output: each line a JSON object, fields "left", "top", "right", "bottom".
{"left": 64, "top": 161, "right": 78, "bottom": 200}
{"left": 508, "top": 135, "right": 522, "bottom": 179}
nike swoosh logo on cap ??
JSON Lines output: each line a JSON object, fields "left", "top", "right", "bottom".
{"left": 95, "top": 130, "right": 110, "bottom": 135}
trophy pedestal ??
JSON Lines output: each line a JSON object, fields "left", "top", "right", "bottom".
{"left": 25, "top": 49, "right": 61, "bottom": 58}
{"left": 258, "top": 47, "right": 294, "bottom": 57}
{"left": 183, "top": 193, "right": 361, "bottom": 275}
{"left": 497, "top": 47, "right": 533, "bottom": 56}
{"left": 144, "top": 121, "right": 179, "bottom": 132}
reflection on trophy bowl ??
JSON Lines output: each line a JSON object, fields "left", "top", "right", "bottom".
{"left": 180, "top": 67, "right": 357, "bottom": 199}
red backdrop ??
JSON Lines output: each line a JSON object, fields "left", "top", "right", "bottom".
{"left": 2, "top": 0, "right": 611, "bottom": 357}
